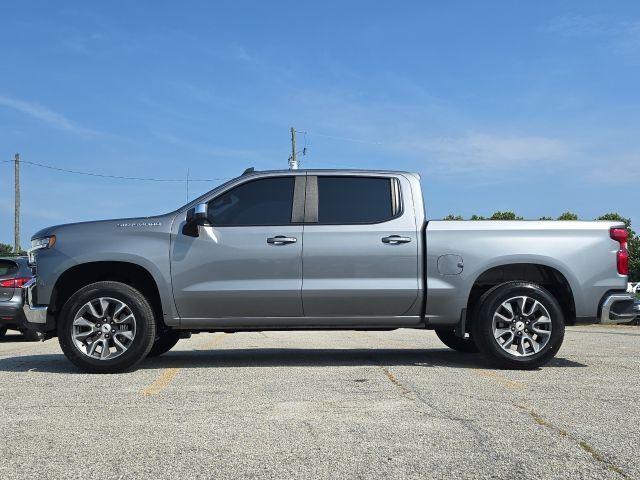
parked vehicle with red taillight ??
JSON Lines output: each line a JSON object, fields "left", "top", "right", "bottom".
{"left": 0, "top": 256, "right": 34, "bottom": 339}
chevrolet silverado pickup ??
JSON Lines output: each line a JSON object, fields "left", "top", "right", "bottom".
{"left": 21, "top": 168, "right": 636, "bottom": 373}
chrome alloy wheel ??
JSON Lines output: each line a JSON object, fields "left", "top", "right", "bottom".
{"left": 72, "top": 297, "right": 137, "bottom": 360}
{"left": 492, "top": 296, "right": 552, "bottom": 357}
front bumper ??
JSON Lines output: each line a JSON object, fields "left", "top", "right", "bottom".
{"left": 600, "top": 293, "right": 637, "bottom": 324}
{"left": 21, "top": 278, "right": 51, "bottom": 334}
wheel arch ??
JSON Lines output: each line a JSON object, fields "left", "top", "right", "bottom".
{"left": 50, "top": 261, "right": 167, "bottom": 330}
{"left": 466, "top": 262, "right": 577, "bottom": 327}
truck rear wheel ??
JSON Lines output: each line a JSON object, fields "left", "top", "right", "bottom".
{"left": 148, "top": 330, "right": 181, "bottom": 357}
{"left": 0, "top": 326, "right": 6, "bottom": 339}
{"left": 435, "top": 330, "right": 478, "bottom": 353}
{"left": 57, "top": 281, "right": 156, "bottom": 373}
{"left": 471, "top": 281, "right": 565, "bottom": 370}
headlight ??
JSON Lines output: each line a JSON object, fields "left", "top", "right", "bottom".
{"left": 28, "top": 236, "right": 56, "bottom": 266}
{"left": 31, "top": 236, "right": 56, "bottom": 250}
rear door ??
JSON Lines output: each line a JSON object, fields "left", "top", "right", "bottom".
{"left": 301, "top": 174, "right": 420, "bottom": 319}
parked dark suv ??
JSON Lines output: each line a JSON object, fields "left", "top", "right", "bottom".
{"left": 0, "top": 256, "right": 33, "bottom": 339}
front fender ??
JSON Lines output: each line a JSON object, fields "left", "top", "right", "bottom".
{"left": 33, "top": 219, "right": 176, "bottom": 322}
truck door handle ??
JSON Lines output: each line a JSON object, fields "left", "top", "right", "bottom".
{"left": 381, "top": 235, "right": 412, "bottom": 244}
{"left": 267, "top": 235, "right": 297, "bottom": 245}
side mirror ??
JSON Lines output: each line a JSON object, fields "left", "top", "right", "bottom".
{"left": 182, "top": 203, "right": 209, "bottom": 237}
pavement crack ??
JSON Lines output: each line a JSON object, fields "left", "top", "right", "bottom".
{"left": 577, "top": 441, "right": 628, "bottom": 478}
{"left": 375, "top": 360, "right": 414, "bottom": 398}
{"left": 474, "top": 369, "right": 526, "bottom": 390}
{"left": 514, "top": 404, "right": 628, "bottom": 478}
{"left": 302, "top": 420, "right": 322, "bottom": 451}
{"left": 373, "top": 358, "right": 479, "bottom": 433}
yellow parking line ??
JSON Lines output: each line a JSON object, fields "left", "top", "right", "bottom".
{"left": 474, "top": 369, "right": 526, "bottom": 390}
{"left": 141, "top": 333, "right": 226, "bottom": 396}
{"left": 141, "top": 368, "right": 181, "bottom": 396}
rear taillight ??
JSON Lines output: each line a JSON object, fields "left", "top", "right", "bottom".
{"left": 0, "top": 277, "right": 32, "bottom": 288}
{"left": 610, "top": 228, "right": 629, "bottom": 275}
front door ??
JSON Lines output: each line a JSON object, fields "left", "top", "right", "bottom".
{"left": 171, "top": 175, "right": 304, "bottom": 323}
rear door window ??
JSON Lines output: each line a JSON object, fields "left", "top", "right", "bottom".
{"left": 316, "top": 176, "right": 399, "bottom": 224}
{"left": 0, "top": 260, "right": 18, "bottom": 277}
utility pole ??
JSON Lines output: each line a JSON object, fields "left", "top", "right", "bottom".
{"left": 14, "top": 153, "right": 20, "bottom": 253}
{"left": 289, "top": 127, "right": 298, "bottom": 170}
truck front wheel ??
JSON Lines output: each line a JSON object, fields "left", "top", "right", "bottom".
{"left": 471, "top": 281, "right": 565, "bottom": 370}
{"left": 147, "top": 330, "right": 181, "bottom": 357}
{"left": 57, "top": 281, "right": 156, "bottom": 373}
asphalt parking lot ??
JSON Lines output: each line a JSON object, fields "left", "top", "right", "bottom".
{"left": 0, "top": 325, "right": 638, "bottom": 480}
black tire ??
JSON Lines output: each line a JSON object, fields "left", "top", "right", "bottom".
{"left": 147, "top": 330, "right": 181, "bottom": 357}
{"left": 0, "top": 326, "right": 6, "bottom": 338}
{"left": 20, "top": 330, "right": 40, "bottom": 342}
{"left": 471, "top": 281, "right": 565, "bottom": 370}
{"left": 57, "top": 281, "right": 156, "bottom": 374}
{"left": 435, "top": 330, "right": 478, "bottom": 353}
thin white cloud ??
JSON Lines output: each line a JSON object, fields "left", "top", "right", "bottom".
{"left": 221, "top": 44, "right": 295, "bottom": 84}
{"left": 402, "top": 134, "right": 575, "bottom": 175}
{"left": 542, "top": 15, "right": 640, "bottom": 54}
{"left": 582, "top": 153, "right": 640, "bottom": 185}
{"left": 543, "top": 15, "right": 616, "bottom": 37}
{"left": 283, "top": 90, "right": 577, "bottom": 177}
{"left": 150, "top": 130, "right": 277, "bottom": 161}
{"left": 228, "top": 44, "right": 254, "bottom": 62}
{"left": 0, "top": 94, "right": 101, "bottom": 135}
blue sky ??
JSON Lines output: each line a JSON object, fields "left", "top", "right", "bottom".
{"left": 1, "top": 1, "right": 639, "bottom": 246}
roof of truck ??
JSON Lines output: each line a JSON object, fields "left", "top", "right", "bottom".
{"left": 241, "top": 168, "right": 419, "bottom": 177}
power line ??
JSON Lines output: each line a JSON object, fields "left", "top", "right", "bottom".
{"left": 3, "top": 159, "right": 229, "bottom": 182}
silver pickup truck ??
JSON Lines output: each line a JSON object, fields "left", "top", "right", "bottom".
{"left": 21, "top": 168, "right": 636, "bottom": 373}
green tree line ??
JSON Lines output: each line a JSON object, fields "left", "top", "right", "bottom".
{"left": 0, "top": 243, "right": 15, "bottom": 255}
{"left": 0, "top": 243, "right": 26, "bottom": 256}
{"left": 443, "top": 211, "right": 639, "bottom": 282}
